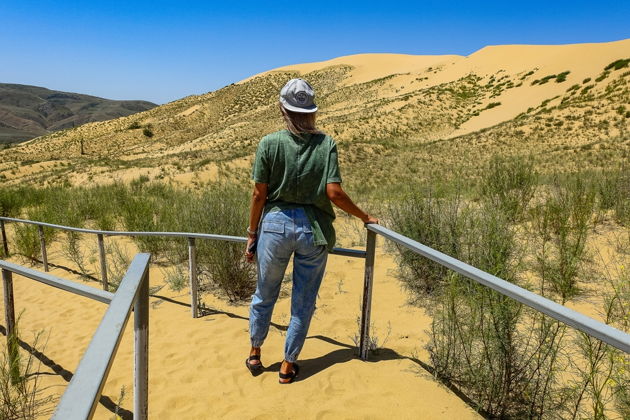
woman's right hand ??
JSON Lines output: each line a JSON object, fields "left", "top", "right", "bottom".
{"left": 362, "top": 215, "right": 379, "bottom": 225}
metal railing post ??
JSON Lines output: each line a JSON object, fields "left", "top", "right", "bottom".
{"left": 38, "top": 226, "right": 49, "bottom": 272}
{"left": 97, "top": 234, "right": 109, "bottom": 291}
{"left": 1, "top": 219, "right": 9, "bottom": 256}
{"left": 2, "top": 268, "right": 19, "bottom": 383}
{"left": 188, "top": 237, "right": 198, "bottom": 318}
{"left": 359, "top": 229, "right": 377, "bottom": 361}
{"left": 134, "top": 268, "right": 149, "bottom": 420}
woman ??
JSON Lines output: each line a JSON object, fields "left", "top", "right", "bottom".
{"left": 245, "top": 78, "right": 378, "bottom": 384}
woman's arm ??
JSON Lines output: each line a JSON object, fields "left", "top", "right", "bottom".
{"left": 326, "top": 182, "right": 378, "bottom": 224}
{"left": 248, "top": 182, "right": 268, "bottom": 232}
{"left": 245, "top": 182, "right": 268, "bottom": 262}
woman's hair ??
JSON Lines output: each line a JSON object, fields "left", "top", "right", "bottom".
{"left": 280, "top": 103, "right": 321, "bottom": 136}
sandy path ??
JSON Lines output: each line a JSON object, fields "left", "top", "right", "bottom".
{"left": 0, "top": 231, "right": 481, "bottom": 419}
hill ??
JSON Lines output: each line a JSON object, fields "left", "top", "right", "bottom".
{"left": 0, "top": 39, "right": 628, "bottom": 192}
{"left": 0, "top": 83, "right": 157, "bottom": 143}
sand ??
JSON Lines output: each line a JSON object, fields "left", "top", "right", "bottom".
{"left": 0, "top": 221, "right": 481, "bottom": 419}
{"left": 268, "top": 53, "right": 462, "bottom": 85}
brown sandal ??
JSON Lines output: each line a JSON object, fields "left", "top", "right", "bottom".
{"left": 245, "top": 355, "right": 263, "bottom": 376}
{"left": 278, "top": 363, "right": 299, "bottom": 384}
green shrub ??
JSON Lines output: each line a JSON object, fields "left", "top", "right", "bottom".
{"left": 520, "top": 70, "right": 535, "bottom": 80}
{"left": 163, "top": 265, "right": 187, "bottom": 292}
{"left": 127, "top": 121, "right": 141, "bottom": 129}
{"left": 119, "top": 192, "right": 166, "bottom": 256}
{"left": 555, "top": 71, "right": 570, "bottom": 83}
{"left": 595, "top": 72, "right": 609, "bottom": 82}
{"left": 581, "top": 84, "right": 595, "bottom": 95}
{"left": 142, "top": 128, "right": 154, "bottom": 137}
{"left": 3, "top": 180, "right": 255, "bottom": 300}
{"left": 0, "top": 188, "right": 26, "bottom": 217}
{"left": 533, "top": 74, "right": 557, "bottom": 85}
{"left": 387, "top": 190, "right": 469, "bottom": 297}
{"left": 105, "top": 240, "right": 132, "bottom": 291}
{"left": 178, "top": 185, "right": 255, "bottom": 302}
{"left": 61, "top": 232, "right": 91, "bottom": 278}
{"left": 604, "top": 58, "right": 630, "bottom": 71}
{"left": 480, "top": 156, "right": 538, "bottom": 222}
{"left": 391, "top": 191, "right": 565, "bottom": 417}
{"left": 14, "top": 224, "right": 39, "bottom": 261}
{"left": 13, "top": 203, "right": 59, "bottom": 261}
{"left": 594, "top": 167, "right": 630, "bottom": 226}
{"left": 532, "top": 175, "right": 595, "bottom": 301}
{"left": 0, "top": 319, "right": 53, "bottom": 419}
{"left": 116, "top": 181, "right": 255, "bottom": 300}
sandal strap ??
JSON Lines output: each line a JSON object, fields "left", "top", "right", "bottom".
{"left": 279, "top": 364, "right": 299, "bottom": 379}
{"left": 248, "top": 355, "right": 261, "bottom": 361}
{"left": 279, "top": 371, "right": 295, "bottom": 379}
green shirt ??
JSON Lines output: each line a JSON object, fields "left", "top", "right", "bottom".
{"left": 252, "top": 129, "right": 342, "bottom": 251}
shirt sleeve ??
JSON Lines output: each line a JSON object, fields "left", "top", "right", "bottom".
{"left": 326, "top": 140, "right": 342, "bottom": 184}
{"left": 252, "top": 138, "right": 270, "bottom": 183}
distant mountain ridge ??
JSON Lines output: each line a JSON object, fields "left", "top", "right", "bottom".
{"left": 0, "top": 83, "right": 156, "bottom": 143}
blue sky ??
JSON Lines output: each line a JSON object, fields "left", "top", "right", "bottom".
{"left": 1, "top": 1, "right": 628, "bottom": 104}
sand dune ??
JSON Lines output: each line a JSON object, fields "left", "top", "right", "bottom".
{"left": 442, "top": 39, "right": 630, "bottom": 135}
{"left": 267, "top": 53, "right": 462, "bottom": 85}
{"left": 260, "top": 39, "right": 630, "bottom": 138}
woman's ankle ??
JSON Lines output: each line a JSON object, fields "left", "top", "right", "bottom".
{"left": 280, "top": 360, "right": 294, "bottom": 371}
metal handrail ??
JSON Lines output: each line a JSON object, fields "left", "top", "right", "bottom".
{"left": 364, "top": 224, "right": 630, "bottom": 354}
{"left": 0, "top": 216, "right": 366, "bottom": 257}
{"left": 0, "top": 260, "right": 114, "bottom": 304}
{"left": 53, "top": 254, "right": 150, "bottom": 419}
{"left": 0, "top": 216, "right": 366, "bottom": 319}
{"left": 1, "top": 254, "right": 150, "bottom": 420}
{"left": 2, "top": 215, "right": 627, "bottom": 358}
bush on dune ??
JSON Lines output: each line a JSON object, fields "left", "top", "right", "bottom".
{"left": 0, "top": 180, "right": 255, "bottom": 300}
{"left": 387, "top": 162, "right": 628, "bottom": 418}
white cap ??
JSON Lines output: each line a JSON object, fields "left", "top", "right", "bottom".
{"left": 279, "top": 78, "right": 318, "bottom": 113}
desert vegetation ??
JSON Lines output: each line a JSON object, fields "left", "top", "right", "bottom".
{"left": 0, "top": 317, "right": 54, "bottom": 419}
{"left": 0, "top": 181, "right": 255, "bottom": 300}
{"left": 387, "top": 160, "right": 629, "bottom": 418}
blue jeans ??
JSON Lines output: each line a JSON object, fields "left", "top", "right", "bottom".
{"left": 249, "top": 207, "right": 328, "bottom": 363}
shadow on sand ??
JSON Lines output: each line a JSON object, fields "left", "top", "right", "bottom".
{"left": 0, "top": 292, "right": 487, "bottom": 419}
{"left": 0, "top": 325, "right": 133, "bottom": 420}
{"left": 194, "top": 298, "right": 486, "bottom": 417}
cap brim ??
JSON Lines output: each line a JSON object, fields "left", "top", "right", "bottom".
{"left": 280, "top": 99, "right": 318, "bottom": 113}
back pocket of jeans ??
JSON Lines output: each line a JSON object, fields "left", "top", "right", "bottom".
{"left": 262, "top": 222, "right": 284, "bottom": 233}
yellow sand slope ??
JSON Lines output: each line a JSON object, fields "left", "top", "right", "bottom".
{"left": 265, "top": 53, "right": 462, "bottom": 85}
{"left": 260, "top": 39, "right": 630, "bottom": 137}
